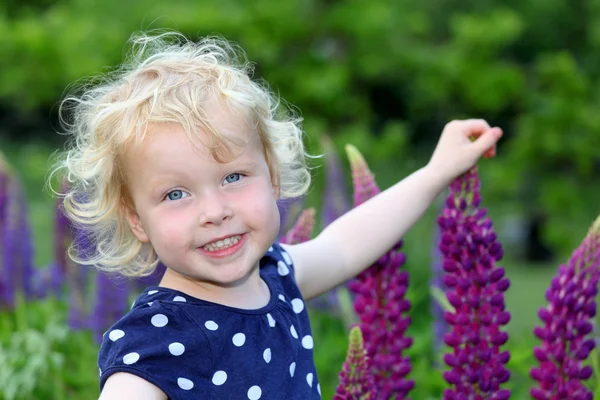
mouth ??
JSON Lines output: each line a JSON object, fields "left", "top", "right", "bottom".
{"left": 201, "top": 234, "right": 243, "bottom": 252}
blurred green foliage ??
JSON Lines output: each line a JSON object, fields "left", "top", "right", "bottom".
{"left": 2, "top": 0, "right": 599, "bottom": 260}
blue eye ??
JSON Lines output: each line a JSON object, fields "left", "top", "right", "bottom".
{"left": 166, "top": 190, "right": 187, "bottom": 201}
{"left": 224, "top": 173, "right": 241, "bottom": 184}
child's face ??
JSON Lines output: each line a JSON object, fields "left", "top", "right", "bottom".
{"left": 122, "top": 109, "right": 280, "bottom": 287}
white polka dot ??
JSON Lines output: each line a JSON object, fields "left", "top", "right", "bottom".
{"left": 302, "top": 335, "right": 314, "bottom": 349}
{"left": 282, "top": 251, "right": 292, "bottom": 265}
{"left": 263, "top": 348, "right": 271, "bottom": 363}
{"left": 173, "top": 296, "right": 186, "bottom": 302}
{"left": 123, "top": 352, "right": 139, "bottom": 365}
{"left": 147, "top": 302, "right": 153, "bottom": 306}
{"left": 268, "top": 246, "right": 274, "bottom": 252}
{"left": 232, "top": 333, "right": 246, "bottom": 347}
{"left": 290, "top": 325, "right": 298, "bottom": 339}
{"left": 205, "top": 320, "right": 218, "bottom": 330}
{"left": 212, "top": 370, "right": 227, "bottom": 386}
{"left": 99, "top": 367, "right": 102, "bottom": 376}
{"left": 277, "top": 261, "right": 289, "bottom": 276}
{"left": 130, "top": 301, "right": 135, "bottom": 309}
{"left": 151, "top": 314, "right": 168, "bottom": 327}
{"left": 278, "top": 294, "right": 286, "bottom": 302}
{"left": 267, "top": 313, "right": 276, "bottom": 327}
{"left": 317, "top": 383, "right": 321, "bottom": 395}
{"left": 169, "top": 342, "right": 185, "bottom": 356}
{"left": 247, "top": 385, "right": 262, "bottom": 399}
{"left": 307, "top": 373, "right": 313, "bottom": 387}
{"left": 289, "top": 362, "right": 296, "bottom": 377}
{"left": 291, "top": 298, "right": 304, "bottom": 313}
{"left": 178, "top": 377, "right": 194, "bottom": 390}
{"left": 148, "top": 290, "right": 158, "bottom": 295}
{"left": 109, "top": 329, "right": 125, "bottom": 342}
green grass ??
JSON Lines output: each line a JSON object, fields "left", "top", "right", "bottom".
{"left": 503, "top": 262, "right": 557, "bottom": 336}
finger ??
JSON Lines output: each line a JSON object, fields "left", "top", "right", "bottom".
{"left": 472, "top": 127, "right": 502, "bottom": 158}
{"left": 462, "top": 119, "right": 492, "bottom": 134}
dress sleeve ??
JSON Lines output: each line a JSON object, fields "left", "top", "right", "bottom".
{"left": 269, "top": 242, "right": 296, "bottom": 278}
{"left": 98, "top": 301, "right": 213, "bottom": 399}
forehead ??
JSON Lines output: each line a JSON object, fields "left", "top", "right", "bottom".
{"left": 128, "top": 99, "right": 258, "bottom": 157}
{"left": 122, "top": 120, "right": 264, "bottom": 179}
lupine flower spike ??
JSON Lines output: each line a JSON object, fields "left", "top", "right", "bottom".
{"left": 334, "top": 326, "right": 377, "bottom": 399}
{"left": 439, "top": 166, "right": 511, "bottom": 400}
{"left": 314, "top": 137, "right": 353, "bottom": 313}
{"left": 66, "top": 224, "right": 94, "bottom": 330}
{"left": 90, "top": 271, "right": 130, "bottom": 343}
{"left": 345, "top": 144, "right": 414, "bottom": 399}
{"left": 280, "top": 208, "right": 316, "bottom": 245}
{"left": 50, "top": 194, "right": 69, "bottom": 296}
{"left": 529, "top": 216, "right": 600, "bottom": 400}
{"left": 321, "top": 136, "right": 350, "bottom": 228}
{"left": 430, "top": 198, "right": 449, "bottom": 367}
{"left": 0, "top": 155, "right": 35, "bottom": 308}
{"left": 277, "top": 196, "right": 305, "bottom": 239}
{"left": 44, "top": 180, "right": 73, "bottom": 299}
{"left": 53, "top": 185, "right": 96, "bottom": 330}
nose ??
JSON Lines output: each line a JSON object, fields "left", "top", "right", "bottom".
{"left": 198, "top": 190, "right": 232, "bottom": 226}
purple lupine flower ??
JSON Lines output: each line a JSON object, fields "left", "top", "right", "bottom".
{"left": 0, "top": 164, "right": 11, "bottom": 308}
{"left": 51, "top": 181, "right": 94, "bottom": 328}
{"left": 321, "top": 136, "right": 350, "bottom": 228}
{"left": 277, "top": 196, "right": 305, "bottom": 240}
{"left": 313, "top": 137, "right": 353, "bottom": 313}
{"left": 529, "top": 217, "right": 600, "bottom": 400}
{"left": 67, "top": 224, "right": 94, "bottom": 330}
{"left": 31, "top": 261, "right": 64, "bottom": 299}
{"left": 430, "top": 197, "right": 449, "bottom": 367}
{"left": 0, "top": 163, "right": 36, "bottom": 308}
{"left": 439, "top": 167, "right": 511, "bottom": 400}
{"left": 90, "top": 270, "right": 130, "bottom": 343}
{"left": 280, "top": 208, "right": 315, "bottom": 245}
{"left": 49, "top": 182, "right": 73, "bottom": 298}
{"left": 334, "top": 326, "right": 377, "bottom": 400}
{"left": 345, "top": 144, "right": 414, "bottom": 399}
{"left": 13, "top": 182, "right": 35, "bottom": 299}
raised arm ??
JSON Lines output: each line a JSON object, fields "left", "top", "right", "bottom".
{"left": 284, "top": 119, "right": 503, "bottom": 300}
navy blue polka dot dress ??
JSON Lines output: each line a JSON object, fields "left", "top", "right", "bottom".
{"left": 98, "top": 243, "right": 321, "bottom": 399}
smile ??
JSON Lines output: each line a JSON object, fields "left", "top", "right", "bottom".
{"left": 202, "top": 235, "right": 242, "bottom": 252}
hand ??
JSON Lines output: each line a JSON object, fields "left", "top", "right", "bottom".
{"left": 426, "top": 119, "right": 503, "bottom": 184}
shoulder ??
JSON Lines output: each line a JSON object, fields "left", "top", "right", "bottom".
{"left": 98, "top": 298, "right": 212, "bottom": 398}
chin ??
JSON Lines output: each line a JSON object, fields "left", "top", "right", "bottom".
{"left": 216, "top": 264, "right": 258, "bottom": 287}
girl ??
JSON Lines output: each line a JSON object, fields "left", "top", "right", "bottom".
{"left": 52, "top": 31, "right": 502, "bottom": 400}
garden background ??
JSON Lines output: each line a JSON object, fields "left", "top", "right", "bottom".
{"left": 1, "top": 0, "right": 600, "bottom": 398}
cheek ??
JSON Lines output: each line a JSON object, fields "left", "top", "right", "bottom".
{"left": 146, "top": 210, "right": 191, "bottom": 248}
{"left": 241, "top": 186, "right": 279, "bottom": 223}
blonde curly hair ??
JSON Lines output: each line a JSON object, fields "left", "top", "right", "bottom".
{"left": 50, "top": 31, "right": 311, "bottom": 277}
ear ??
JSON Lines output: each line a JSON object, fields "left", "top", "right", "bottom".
{"left": 121, "top": 201, "right": 150, "bottom": 243}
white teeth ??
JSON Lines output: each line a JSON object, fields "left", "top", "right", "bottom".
{"left": 202, "top": 235, "right": 241, "bottom": 252}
